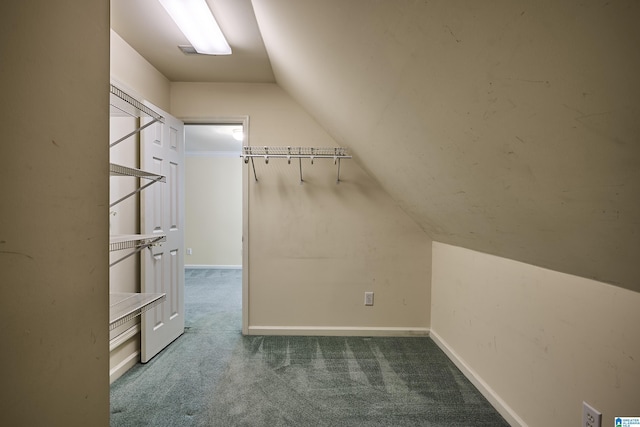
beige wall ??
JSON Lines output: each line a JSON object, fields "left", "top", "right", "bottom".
{"left": 0, "top": 2, "right": 110, "bottom": 426}
{"left": 110, "top": 30, "right": 171, "bottom": 112}
{"left": 172, "top": 83, "right": 432, "bottom": 334}
{"left": 185, "top": 155, "right": 243, "bottom": 267}
{"left": 431, "top": 242, "right": 640, "bottom": 426}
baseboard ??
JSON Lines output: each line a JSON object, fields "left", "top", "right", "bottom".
{"left": 247, "top": 326, "right": 430, "bottom": 337}
{"left": 109, "top": 324, "right": 141, "bottom": 384}
{"left": 185, "top": 264, "right": 242, "bottom": 270}
{"left": 429, "top": 329, "right": 527, "bottom": 427}
{"left": 109, "top": 350, "right": 140, "bottom": 384}
{"left": 109, "top": 324, "right": 140, "bottom": 351}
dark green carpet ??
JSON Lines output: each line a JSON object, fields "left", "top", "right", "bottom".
{"left": 110, "top": 269, "right": 508, "bottom": 426}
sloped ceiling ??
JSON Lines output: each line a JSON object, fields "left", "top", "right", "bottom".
{"left": 111, "top": 0, "right": 274, "bottom": 82}
{"left": 111, "top": 0, "right": 639, "bottom": 291}
{"left": 251, "top": 0, "right": 640, "bottom": 291}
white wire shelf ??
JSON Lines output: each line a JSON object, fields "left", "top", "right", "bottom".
{"left": 110, "top": 163, "right": 165, "bottom": 181}
{"left": 109, "top": 84, "right": 164, "bottom": 148}
{"left": 108, "top": 85, "right": 168, "bottom": 335}
{"left": 109, "top": 292, "right": 166, "bottom": 331}
{"left": 240, "top": 146, "right": 351, "bottom": 183}
{"left": 109, "top": 234, "right": 166, "bottom": 267}
{"left": 110, "top": 84, "right": 163, "bottom": 121}
{"left": 109, "top": 234, "right": 166, "bottom": 251}
{"left": 109, "top": 163, "right": 166, "bottom": 208}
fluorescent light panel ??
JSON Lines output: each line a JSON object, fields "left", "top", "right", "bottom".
{"left": 159, "top": 0, "right": 231, "bottom": 55}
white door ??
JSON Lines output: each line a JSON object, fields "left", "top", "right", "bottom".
{"left": 140, "top": 107, "right": 185, "bottom": 363}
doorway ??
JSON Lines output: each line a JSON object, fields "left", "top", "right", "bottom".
{"left": 184, "top": 121, "right": 248, "bottom": 333}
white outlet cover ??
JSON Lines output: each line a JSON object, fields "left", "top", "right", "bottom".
{"left": 582, "top": 401, "right": 602, "bottom": 427}
{"left": 364, "top": 292, "right": 374, "bottom": 306}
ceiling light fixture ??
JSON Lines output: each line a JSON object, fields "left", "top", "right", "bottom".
{"left": 158, "top": 0, "right": 231, "bottom": 55}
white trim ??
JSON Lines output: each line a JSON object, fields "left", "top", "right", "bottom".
{"left": 109, "top": 324, "right": 141, "bottom": 384}
{"left": 109, "top": 350, "right": 140, "bottom": 384}
{"left": 109, "top": 324, "right": 140, "bottom": 351}
{"left": 247, "top": 326, "right": 430, "bottom": 337}
{"left": 241, "top": 116, "right": 250, "bottom": 336}
{"left": 185, "top": 150, "right": 241, "bottom": 158}
{"left": 185, "top": 264, "right": 242, "bottom": 270}
{"left": 180, "top": 115, "right": 250, "bottom": 336}
{"left": 180, "top": 116, "right": 247, "bottom": 126}
{"left": 429, "top": 329, "right": 527, "bottom": 427}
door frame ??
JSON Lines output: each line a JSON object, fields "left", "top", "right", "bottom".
{"left": 181, "top": 116, "right": 250, "bottom": 335}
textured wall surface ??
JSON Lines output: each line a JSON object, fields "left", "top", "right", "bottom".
{"left": 0, "top": 2, "right": 110, "bottom": 425}
{"left": 172, "top": 82, "right": 432, "bottom": 333}
{"left": 253, "top": 0, "right": 640, "bottom": 291}
{"left": 431, "top": 242, "right": 640, "bottom": 426}
{"left": 185, "top": 155, "right": 243, "bottom": 267}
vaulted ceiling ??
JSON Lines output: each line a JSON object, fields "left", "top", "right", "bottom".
{"left": 111, "top": 0, "right": 274, "bottom": 82}
{"left": 111, "top": 0, "right": 640, "bottom": 292}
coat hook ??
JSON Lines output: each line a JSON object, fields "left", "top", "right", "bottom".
{"left": 251, "top": 157, "right": 258, "bottom": 182}
{"left": 299, "top": 157, "right": 304, "bottom": 184}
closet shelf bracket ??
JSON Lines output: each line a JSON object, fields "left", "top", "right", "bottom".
{"left": 110, "top": 118, "right": 160, "bottom": 148}
{"left": 109, "top": 84, "right": 164, "bottom": 148}
{"left": 109, "top": 234, "right": 166, "bottom": 267}
{"left": 109, "top": 163, "right": 166, "bottom": 208}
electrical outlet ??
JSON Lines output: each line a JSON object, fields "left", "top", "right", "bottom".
{"left": 583, "top": 402, "right": 601, "bottom": 427}
{"left": 187, "top": 248, "right": 192, "bottom": 255}
{"left": 364, "top": 292, "right": 374, "bottom": 306}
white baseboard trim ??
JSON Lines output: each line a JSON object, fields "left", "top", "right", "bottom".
{"left": 109, "top": 324, "right": 141, "bottom": 384}
{"left": 109, "top": 324, "right": 140, "bottom": 352}
{"left": 247, "top": 326, "right": 430, "bottom": 337}
{"left": 429, "top": 329, "right": 527, "bottom": 427}
{"left": 185, "top": 264, "right": 242, "bottom": 270}
{"left": 109, "top": 350, "right": 140, "bottom": 384}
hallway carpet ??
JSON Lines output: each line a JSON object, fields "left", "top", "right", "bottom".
{"left": 110, "top": 269, "right": 508, "bottom": 426}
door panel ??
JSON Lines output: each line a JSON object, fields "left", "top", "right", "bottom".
{"left": 151, "top": 253, "right": 165, "bottom": 330}
{"left": 170, "top": 249, "right": 179, "bottom": 319}
{"left": 140, "top": 108, "right": 185, "bottom": 363}
{"left": 170, "top": 162, "right": 178, "bottom": 229}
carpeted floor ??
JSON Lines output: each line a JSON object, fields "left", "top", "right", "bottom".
{"left": 110, "top": 269, "right": 509, "bottom": 426}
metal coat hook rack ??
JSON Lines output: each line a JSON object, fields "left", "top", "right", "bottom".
{"left": 241, "top": 146, "right": 352, "bottom": 184}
